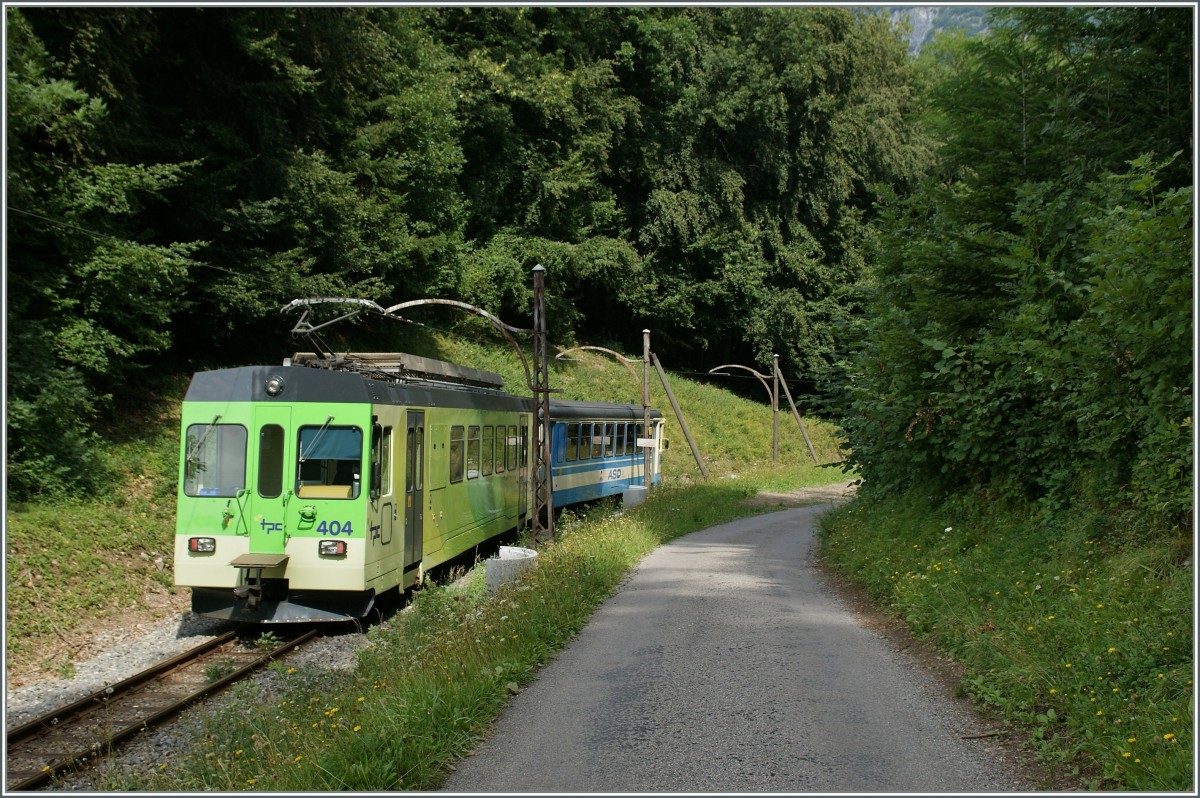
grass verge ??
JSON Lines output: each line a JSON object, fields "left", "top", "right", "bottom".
{"left": 5, "top": 390, "right": 182, "bottom": 679}
{"left": 104, "top": 471, "right": 839, "bottom": 791}
{"left": 817, "top": 488, "right": 1193, "bottom": 791}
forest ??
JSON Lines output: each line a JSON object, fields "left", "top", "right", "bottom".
{"left": 6, "top": 5, "right": 1193, "bottom": 534}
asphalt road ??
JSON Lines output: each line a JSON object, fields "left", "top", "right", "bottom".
{"left": 441, "top": 504, "right": 1030, "bottom": 792}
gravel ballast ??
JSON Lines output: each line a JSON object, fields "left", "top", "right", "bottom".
{"left": 5, "top": 610, "right": 374, "bottom": 791}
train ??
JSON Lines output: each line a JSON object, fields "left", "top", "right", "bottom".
{"left": 174, "top": 351, "right": 666, "bottom": 623}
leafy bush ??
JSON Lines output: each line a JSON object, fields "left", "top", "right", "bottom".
{"left": 837, "top": 156, "right": 1192, "bottom": 529}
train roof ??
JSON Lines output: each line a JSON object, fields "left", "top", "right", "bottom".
{"left": 549, "top": 400, "right": 663, "bottom": 421}
{"left": 288, "top": 352, "right": 505, "bottom": 390}
{"left": 184, "top": 364, "right": 662, "bottom": 421}
{"left": 183, "top": 364, "right": 521, "bottom": 411}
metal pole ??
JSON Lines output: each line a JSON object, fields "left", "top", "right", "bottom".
{"left": 531, "top": 266, "right": 553, "bottom": 544}
{"left": 772, "top": 353, "right": 780, "bottom": 463}
{"left": 643, "top": 329, "right": 651, "bottom": 492}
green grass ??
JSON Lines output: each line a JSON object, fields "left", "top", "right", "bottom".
{"left": 98, "top": 477, "right": 813, "bottom": 791}
{"left": 818, "top": 489, "right": 1193, "bottom": 791}
{"left": 5, "top": 386, "right": 182, "bottom": 676}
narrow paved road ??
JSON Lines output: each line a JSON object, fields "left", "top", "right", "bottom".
{"left": 442, "top": 505, "right": 1030, "bottom": 792}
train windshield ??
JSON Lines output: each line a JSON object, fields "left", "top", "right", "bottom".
{"left": 183, "top": 423, "right": 247, "bottom": 497}
{"left": 297, "top": 426, "right": 363, "bottom": 499}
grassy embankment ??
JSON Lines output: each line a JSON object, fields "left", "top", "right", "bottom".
{"left": 819, "top": 490, "right": 1193, "bottom": 791}
{"left": 6, "top": 377, "right": 188, "bottom": 680}
{"left": 5, "top": 324, "right": 844, "bottom": 682}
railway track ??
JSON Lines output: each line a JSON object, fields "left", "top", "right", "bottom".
{"left": 6, "top": 628, "right": 318, "bottom": 792}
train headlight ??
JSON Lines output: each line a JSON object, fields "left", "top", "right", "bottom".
{"left": 319, "top": 540, "right": 347, "bottom": 556}
{"left": 188, "top": 537, "right": 216, "bottom": 553}
{"left": 265, "top": 375, "right": 286, "bottom": 396}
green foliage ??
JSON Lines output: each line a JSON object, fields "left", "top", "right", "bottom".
{"left": 819, "top": 489, "right": 1193, "bottom": 790}
{"left": 204, "top": 658, "right": 237, "bottom": 684}
{"left": 1069, "top": 161, "right": 1193, "bottom": 522}
{"left": 8, "top": 7, "right": 926, "bottom": 498}
{"left": 6, "top": 7, "right": 202, "bottom": 500}
{"left": 833, "top": 10, "right": 1192, "bottom": 528}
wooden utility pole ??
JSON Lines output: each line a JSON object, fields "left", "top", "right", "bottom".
{"left": 773, "top": 354, "right": 780, "bottom": 463}
{"left": 775, "top": 360, "right": 820, "bottom": 465}
{"left": 651, "top": 352, "right": 709, "bottom": 479}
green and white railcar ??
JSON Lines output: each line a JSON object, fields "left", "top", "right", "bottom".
{"left": 174, "top": 354, "right": 531, "bottom": 622}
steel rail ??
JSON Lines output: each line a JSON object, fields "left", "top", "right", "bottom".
{"left": 7, "top": 629, "right": 317, "bottom": 792}
{"left": 6, "top": 631, "right": 238, "bottom": 747}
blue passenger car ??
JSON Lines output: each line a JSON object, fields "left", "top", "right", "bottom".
{"left": 549, "top": 401, "right": 665, "bottom": 506}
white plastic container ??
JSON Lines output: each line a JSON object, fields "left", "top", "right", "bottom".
{"left": 622, "top": 485, "right": 648, "bottom": 508}
{"left": 485, "top": 545, "right": 539, "bottom": 595}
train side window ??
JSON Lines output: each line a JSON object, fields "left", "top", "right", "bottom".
{"left": 507, "top": 425, "right": 518, "bottom": 471}
{"left": 370, "top": 424, "right": 393, "bottom": 500}
{"left": 184, "top": 423, "right": 247, "bottom": 498}
{"left": 406, "top": 428, "right": 415, "bottom": 492}
{"left": 382, "top": 427, "right": 392, "bottom": 493}
{"left": 296, "top": 425, "right": 362, "bottom": 499}
{"left": 615, "top": 424, "right": 625, "bottom": 458}
{"left": 577, "top": 423, "right": 591, "bottom": 461}
{"left": 449, "top": 425, "right": 465, "bottom": 483}
{"left": 521, "top": 425, "right": 528, "bottom": 464}
{"left": 494, "top": 426, "right": 505, "bottom": 474}
{"left": 591, "top": 423, "right": 604, "bottom": 459}
{"left": 482, "top": 425, "right": 494, "bottom": 476}
{"left": 257, "top": 424, "right": 285, "bottom": 499}
{"left": 604, "top": 423, "right": 615, "bottom": 457}
{"left": 467, "top": 426, "right": 481, "bottom": 479}
{"left": 566, "top": 423, "right": 579, "bottom": 462}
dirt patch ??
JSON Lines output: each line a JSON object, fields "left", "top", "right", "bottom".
{"left": 5, "top": 590, "right": 192, "bottom": 689}
{"left": 742, "top": 479, "right": 860, "bottom": 509}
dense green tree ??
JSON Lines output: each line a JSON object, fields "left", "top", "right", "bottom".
{"left": 8, "top": 8, "right": 470, "bottom": 496}
{"left": 6, "top": 8, "right": 201, "bottom": 498}
{"left": 835, "top": 8, "right": 1192, "bottom": 528}
{"left": 429, "top": 7, "right": 928, "bottom": 371}
{"left": 8, "top": 7, "right": 931, "bottom": 498}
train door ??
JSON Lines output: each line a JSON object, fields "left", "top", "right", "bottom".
{"left": 518, "top": 415, "right": 530, "bottom": 519}
{"left": 404, "top": 411, "right": 425, "bottom": 570}
{"left": 367, "top": 414, "right": 400, "bottom": 587}
{"left": 371, "top": 421, "right": 395, "bottom": 547}
{"left": 247, "top": 405, "right": 291, "bottom": 555}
